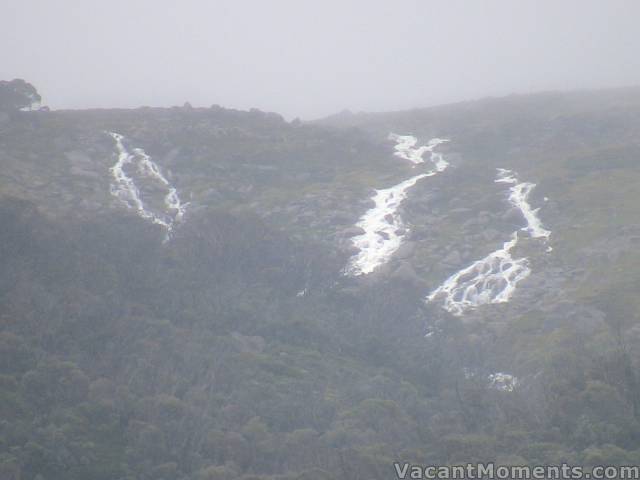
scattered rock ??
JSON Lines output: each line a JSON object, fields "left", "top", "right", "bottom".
{"left": 442, "top": 249, "right": 462, "bottom": 266}
{"left": 482, "top": 228, "right": 501, "bottom": 242}
{"left": 502, "top": 208, "right": 523, "bottom": 224}
{"left": 329, "top": 212, "right": 353, "bottom": 225}
{"left": 339, "top": 226, "right": 365, "bottom": 238}
{"left": 391, "top": 261, "right": 427, "bottom": 287}
{"left": 394, "top": 241, "right": 416, "bottom": 259}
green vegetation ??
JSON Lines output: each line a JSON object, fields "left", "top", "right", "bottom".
{"left": 0, "top": 79, "right": 41, "bottom": 112}
{"left": 2, "top": 88, "right": 640, "bottom": 479}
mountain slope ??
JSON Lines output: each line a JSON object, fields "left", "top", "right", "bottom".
{"left": 2, "top": 89, "right": 640, "bottom": 479}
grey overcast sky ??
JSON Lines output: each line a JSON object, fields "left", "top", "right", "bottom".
{"left": 2, "top": 0, "right": 639, "bottom": 119}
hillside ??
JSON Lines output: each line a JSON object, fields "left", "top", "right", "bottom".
{"left": 2, "top": 88, "right": 640, "bottom": 480}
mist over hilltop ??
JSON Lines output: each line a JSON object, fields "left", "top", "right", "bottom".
{"left": 2, "top": 0, "right": 640, "bottom": 118}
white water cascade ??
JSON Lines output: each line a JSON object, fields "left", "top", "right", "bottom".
{"left": 389, "top": 134, "right": 449, "bottom": 168}
{"left": 345, "top": 135, "right": 449, "bottom": 276}
{"left": 427, "top": 169, "right": 551, "bottom": 315}
{"left": 495, "top": 168, "right": 551, "bottom": 240}
{"left": 107, "top": 132, "right": 187, "bottom": 238}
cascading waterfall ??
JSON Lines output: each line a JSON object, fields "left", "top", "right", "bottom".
{"left": 389, "top": 134, "right": 449, "bottom": 167}
{"left": 495, "top": 168, "right": 551, "bottom": 240}
{"left": 345, "top": 134, "right": 449, "bottom": 276}
{"left": 107, "top": 132, "right": 187, "bottom": 238}
{"left": 427, "top": 168, "right": 551, "bottom": 315}
{"left": 426, "top": 231, "right": 532, "bottom": 315}
{"left": 133, "top": 146, "right": 188, "bottom": 222}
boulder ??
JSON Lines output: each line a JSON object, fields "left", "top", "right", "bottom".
{"left": 395, "top": 241, "right": 416, "bottom": 259}
{"left": 391, "top": 261, "right": 427, "bottom": 288}
{"left": 339, "top": 226, "right": 365, "bottom": 238}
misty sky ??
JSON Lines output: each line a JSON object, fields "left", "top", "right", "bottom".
{"left": 2, "top": 0, "right": 639, "bottom": 119}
